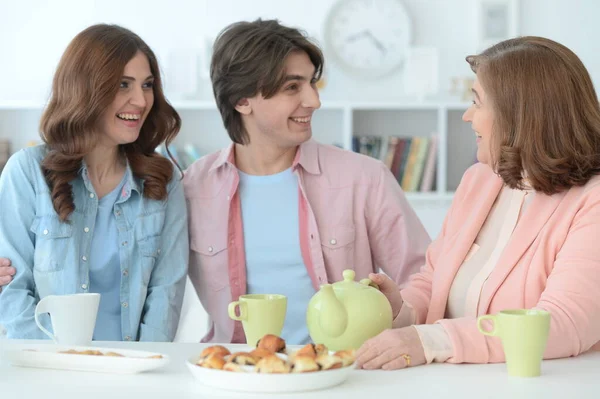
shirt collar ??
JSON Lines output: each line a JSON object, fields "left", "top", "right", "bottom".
{"left": 209, "top": 140, "right": 321, "bottom": 175}
{"left": 209, "top": 143, "right": 236, "bottom": 173}
{"left": 292, "top": 140, "right": 321, "bottom": 175}
{"left": 80, "top": 157, "right": 142, "bottom": 199}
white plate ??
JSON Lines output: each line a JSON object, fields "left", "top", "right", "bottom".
{"left": 3, "top": 344, "right": 169, "bottom": 374}
{"left": 185, "top": 346, "right": 354, "bottom": 393}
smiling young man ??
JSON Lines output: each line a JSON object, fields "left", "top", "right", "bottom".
{"left": 183, "top": 19, "right": 430, "bottom": 345}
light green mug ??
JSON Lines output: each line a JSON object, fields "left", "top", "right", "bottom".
{"left": 477, "top": 309, "right": 551, "bottom": 377}
{"left": 228, "top": 294, "right": 287, "bottom": 346}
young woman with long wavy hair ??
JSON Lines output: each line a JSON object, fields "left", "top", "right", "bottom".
{"left": 0, "top": 24, "right": 188, "bottom": 341}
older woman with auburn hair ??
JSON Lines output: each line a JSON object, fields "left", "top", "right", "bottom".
{"left": 355, "top": 36, "right": 600, "bottom": 369}
{"left": 0, "top": 24, "right": 188, "bottom": 341}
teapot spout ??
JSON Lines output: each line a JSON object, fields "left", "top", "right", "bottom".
{"left": 318, "top": 284, "right": 348, "bottom": 338}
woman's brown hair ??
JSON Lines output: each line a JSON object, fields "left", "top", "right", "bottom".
{"left": 467, "top": 36, "right": 600, "bottom": 195}
{"left": 210, "top": 19, "right": 324, "bottom": 144}
{"left": 40, "top": 24, "right": 181, "bottom": 221}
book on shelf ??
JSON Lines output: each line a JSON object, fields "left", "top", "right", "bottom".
{"left": 420, "top": 135, "right": 438, "bottom": 192}
{"left": 353, "top": 134, "right": 438, "bottom": 193}
{"left": 396, "top": 137, "right": 413, "bottom": 188}
{"left": 352, "top": 136, "right": 382, "bottom": 159}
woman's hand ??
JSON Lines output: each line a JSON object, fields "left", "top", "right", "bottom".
{"left": 368, "top": 273, "right": 403, "bottom": 319}
{"left": 356, "top": 326, "right": 427, "bottom": 370}
{"left": 0, "top": 258, "right": 15, "bottom": 293}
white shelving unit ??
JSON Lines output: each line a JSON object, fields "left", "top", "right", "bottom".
{"left": 173, "top": 100, "right": 476, "bottom": 199}
{"left": 0, "top": 100, "right": 477, "bottom": 237}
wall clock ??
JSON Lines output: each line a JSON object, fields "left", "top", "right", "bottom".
{"left": 324, "top": 0, "right": 413, "bottom": 78}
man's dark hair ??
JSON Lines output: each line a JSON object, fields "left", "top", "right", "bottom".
{"left": 210, "top": 19, "right": 324, "bottom": 144}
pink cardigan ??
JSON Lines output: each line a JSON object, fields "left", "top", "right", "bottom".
{"left": 401, "top": 163, "right": 600, "bottom": 363}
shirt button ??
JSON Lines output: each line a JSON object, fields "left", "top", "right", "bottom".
{"left": 81, "top": 284, "right": 88, "bottom": 290}
{"left": 84, "top": 227, "right": 90, "bottom": 233}
{"left": 89, "top": 193, "right": 95, "bottom": 198}
{"left": 122, "top": 302, "right": 128, "bottom": 308}
{"left": 122, "top": 241, "right": 128, "bottom": 246}
{"left": 227, "top": 195, "right": 231, "bottom": 201}
{"left": 157, "top": 249, "right": 161, "bottom": 254}
{"left": 330, "top": 239, "right": 337, "bottom": 245}
{"left": 122, "top": 269, "right": 129, "bottom": 277}
{"left": 115, "top": 210, "right": 121, "bottom": 216}
{"left": 208, "top": 246, "right": 213, "bottom": 253}
{"left": 43, "top": 229, "right": 49, "bottom": 235}
{"left": 124, "top": 336, "right": 131, "bottom": 341}
{"left": 82, "top": 256, "right": 87, "bottom": 261}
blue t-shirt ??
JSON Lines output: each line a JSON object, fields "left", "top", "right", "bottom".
{"left": 88, "top": 175, "right": 126, "bottom": 341}
{"left": 239, "top": 168, "right": 315, "bottom": 345}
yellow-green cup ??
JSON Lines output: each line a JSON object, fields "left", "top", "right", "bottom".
{"left": 477, "top": 309, "right": 551, "bottom": 377}
{"left": 228, "top": 294, "right": 287, "bottom": 346}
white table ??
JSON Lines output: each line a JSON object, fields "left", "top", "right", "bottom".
{"left": 0, "top": 340, "right": 598, "bottom": 399}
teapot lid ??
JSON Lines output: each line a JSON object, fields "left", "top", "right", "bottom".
{"left": 333, "top": 269, "right": 377, "bottom": 290}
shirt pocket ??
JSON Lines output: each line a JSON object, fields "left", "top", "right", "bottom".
{"left": 320, "top": 224, "right": 356, "bottom": 270}
{"left": 30, "top": 215, "right": 73, "bottom": 272}
{"left": 135, "top": 211, "right": 165, "bottom": 284}
{"left": 189, "top": 229, "right": 229, "bottom": 291}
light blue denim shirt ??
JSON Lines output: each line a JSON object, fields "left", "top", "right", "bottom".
{"left": 0, "top": 145, "right": 189, "bottom": 341}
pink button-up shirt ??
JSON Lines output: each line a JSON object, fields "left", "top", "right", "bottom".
{"left": 183, "top": 140, "right": 430, "bottom": 343}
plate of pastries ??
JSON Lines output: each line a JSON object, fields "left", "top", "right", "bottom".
{"left": 186, "top": 334, "right": 356, "bottom": 393}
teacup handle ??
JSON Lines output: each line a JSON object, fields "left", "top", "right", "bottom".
{"left": 477, "top": 315, "right": 499, "bottom": 336}
{"left": 228, "top": 301, "right": 248, "bottom": 321}
{"left": 34, "top": 297, "right": 58, "bottom": 343}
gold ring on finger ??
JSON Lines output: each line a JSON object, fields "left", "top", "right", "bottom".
{"left": 401, "top": 354, "right": 411, "bottom": 367}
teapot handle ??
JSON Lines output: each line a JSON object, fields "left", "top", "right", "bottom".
{"left": 359, "top": 278, "right": 380, "bottom": 290}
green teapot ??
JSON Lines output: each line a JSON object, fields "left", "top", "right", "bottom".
{"left": 306, "top": 269, "right": 393, "bottom": 351}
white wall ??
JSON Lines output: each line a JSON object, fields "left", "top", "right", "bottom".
{"left": 520, "top": 0, "right": 600, "bottom": 87}
{"left": 1, "top": 0, "right": 599, "bottom": 104}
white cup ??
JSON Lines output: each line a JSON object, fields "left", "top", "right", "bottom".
{"left": 34, "top": 293, "right": 100, "bottom": 346}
